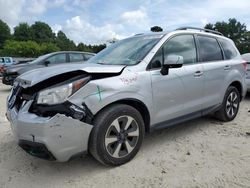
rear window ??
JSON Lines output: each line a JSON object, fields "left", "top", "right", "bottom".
{"left": 84, "top": 54, "right": 94, "bottom": 60}
{"left": 197, "top": 36, "right": 223, "bottom": 62}
{"left": 218, "top": 39, "right": 238, "bottom": 60}
{"left": 69, "top": 53, "right": 84, "bottom": 62}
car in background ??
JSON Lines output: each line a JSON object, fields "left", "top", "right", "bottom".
{"left": 2, "top": 51, "right": 95, "bottom": 85}
{"left": 0, "top": 57, "right": 15, "bottom": 77}
{"left": 242, "top": 53, "right": 250, "bottom": 92}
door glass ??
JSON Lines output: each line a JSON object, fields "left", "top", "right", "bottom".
{"left": 69, "top": 53, "right": 84, "bottom": 62}
{"left": 84, "top": 54, "right": 94, "bottom": 60}
{"left": 149, "top": 35, "right": 197, "bottom": 69}
{"left": 163, "top": 35, "right": 197, "bottom": 64}
{"left": 218, "top": 39, "right": 237, "bottom": 60}
{"left": 198, "top": 36, "right": 223, "bottom": 62}
{"left": 46, "top": 54, "right": 66, "bottom": 64}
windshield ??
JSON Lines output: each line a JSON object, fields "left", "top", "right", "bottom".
{"left": 88, "top": 34, "right": 163, "bottom": 65}
{"left": 28, "top": 53, "right": 52, "bottom": 65}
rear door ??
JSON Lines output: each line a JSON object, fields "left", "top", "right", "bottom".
{"left": 196, "top": 35, "right": 226, "bottom": 109}
{"left": 150, "top": 34, "right": 204, "bottom": 124}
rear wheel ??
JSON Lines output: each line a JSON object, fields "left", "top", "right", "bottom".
{"left": 215, "top": 86, "right": 240, "bottom": 122}
{"left": 89, "top": 104, "right": 145, "bottom": 166}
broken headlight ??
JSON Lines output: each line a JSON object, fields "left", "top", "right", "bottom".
{"left": 37, "top": 77, "right": 90, "bottom": 105}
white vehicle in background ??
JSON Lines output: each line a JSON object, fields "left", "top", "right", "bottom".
{"left": 242, "top": 53, "right": 250, "bottom": 92}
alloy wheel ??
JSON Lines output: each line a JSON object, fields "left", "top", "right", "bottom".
{"left": 104, "top": 116, "right": 139, "bottom": 158}
{"left": 226, "top": 91, "right": 239, "bottom": 118}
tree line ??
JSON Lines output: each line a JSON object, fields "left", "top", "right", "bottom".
{"left": 205, "top": 18, "right": 250, "bottom": 54}
{"left": 0, "top": 20, "right": 106, "bottom": 57}
{"left": 0, "top": 18, "right": 249, "bottom": 58}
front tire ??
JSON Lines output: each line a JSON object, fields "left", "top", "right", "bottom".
{"left": 215, "top": 86, "right": 240, "bottom": 122}
{"left": 89, "top": 104, "right": 145, "bottom": 166}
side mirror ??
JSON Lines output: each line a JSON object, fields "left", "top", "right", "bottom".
{"left": 161, "top": 55, "right": 183, "bottom": 75}
{"left": 44, "top": 60, "right": 50, "bottom": 66}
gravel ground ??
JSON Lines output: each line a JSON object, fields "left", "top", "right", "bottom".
{"left": 0, "top": 82, "right": 250, "bottom": 188}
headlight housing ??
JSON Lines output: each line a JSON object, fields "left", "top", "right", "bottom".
{"left": 37, "top": 77, "right": 90, "bottom": 105}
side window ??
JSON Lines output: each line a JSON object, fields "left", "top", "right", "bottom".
{"left": 218, "top": 39, "right": 237, "bottom": 60}
{"left": 5, "top": 58, "right": 11, "bottom": 63}
{"left": 69, "top": 53, "right": 84, "bottom": 62}
{"left": 163, "top": 35, "right": 197, "bottom": 64}
{"left": 84, "top": 54, "right": 94, "bottom": 61}
{"left": 46, "top": 54, "right": 66, "bottom": 64}
{"left": 149, "top": 35, "right": 197, "bottom": 69}
{"left": 197, "top": 36, "right": 223, "bottom": 62}
{"left": 0, "top": 58, "right": 4, "bottom": 63}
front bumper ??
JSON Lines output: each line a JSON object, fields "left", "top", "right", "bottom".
{"left": 6, "top": 101, "right": 93, "bottom": 162}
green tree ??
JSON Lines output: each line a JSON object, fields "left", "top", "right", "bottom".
{"left": 0, "top": 19, "right": 11, "bottom": 48}
{"left": 55, "top": 30, "right": 76, "bottom": 50}
{"left": 76, "top": 42, "right": 106, "bottom": 53}
{"left": 2, "top": 40, "right": 59, "bottom": 57}
{"left": 14, "top": 23, "right": 33, "bottom": 41}
{"left": 205, "top": 18, "right": 249, "bottom": 53}
{"left": 2, "top": 40, "right": 40, "bottom": 57}
{"left": 31, "top": 21, "right": 55, "bottom": 43}
{"left": 39, "top": 42, "right": 60, "bottom": 54}
{"left": 151, "top": 26, "right": 163, "bottom": 32}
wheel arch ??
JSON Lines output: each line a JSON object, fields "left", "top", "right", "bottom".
{"left": 93, "top": 98, "right": 151, "bottom": 133}
{"left": 229, "top": 81, "right": 243, "bottom": 100}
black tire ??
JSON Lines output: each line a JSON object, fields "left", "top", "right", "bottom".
{"left": 89, "top": 104, "right": 145, "bottom": 166}
{"left": 215, "top": 86, "right": 240, "bottom": 122}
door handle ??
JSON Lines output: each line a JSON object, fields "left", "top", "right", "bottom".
{"left": 224, "top": 65, "right": 231, "bottom": 70}
{"left": 194, "top": 71, "right": 203, "bottom": 77}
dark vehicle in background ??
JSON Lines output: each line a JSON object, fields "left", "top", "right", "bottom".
{"left": 2, "top": 51, "right": 95, "bottom": 85}
{"left": 242, "top": 53, "right": 250, "bottom": 92}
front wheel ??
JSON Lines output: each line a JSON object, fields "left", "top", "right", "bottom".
{"left": 89, "top": 104, "right": 145, "bottom": 166}
{"left": 215, "top": 86, "right": 240, "bottom": 122}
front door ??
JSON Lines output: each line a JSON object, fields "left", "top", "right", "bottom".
{"left": 149, "top": 34, "right": 204, "bottom": 124}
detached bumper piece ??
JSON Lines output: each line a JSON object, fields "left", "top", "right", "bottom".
{"left": 19, "top": 140, "right": 56, "bottom": 161}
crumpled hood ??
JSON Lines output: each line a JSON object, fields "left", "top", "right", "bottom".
{"left": 16, "top": 63, "right": 126, "bottom": 87}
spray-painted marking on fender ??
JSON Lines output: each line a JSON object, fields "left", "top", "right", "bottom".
{"left": 82, "top": 85, "right": 105, "bottom": 102}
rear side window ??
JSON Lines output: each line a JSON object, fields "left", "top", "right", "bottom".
{"left": 84, "top": 54, "right": 94, "bottom": 60}
{"left": 218, "top": 39, "right": 237, "bottom": 60}
{"left": 69, "top": 53, "right": 84, "bottom": 62}
{"left": 197, "top": 36, "right": 223, "bottom": 62}
{"left": 47, "top": 54, "right": 66, "bottom": 64}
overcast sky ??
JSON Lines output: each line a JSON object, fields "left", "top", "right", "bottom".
{"left": 0, "top": 0, "right": 250, "bottom": 44}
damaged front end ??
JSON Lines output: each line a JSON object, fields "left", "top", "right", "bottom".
{"left": 10, "top": 71, "right": 94, "bottom": 123}
{"left": 6, "top": 64, "right": 125, "bottom": 161}
{"left": 6, "top": 71, "right": 96, "bottom": 161}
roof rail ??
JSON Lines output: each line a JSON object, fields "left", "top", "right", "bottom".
{"left": 175, "top": 27, "right": 223, "bottom": 36}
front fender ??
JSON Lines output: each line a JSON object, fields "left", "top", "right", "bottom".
{"left": 68, "top": 70, "right": 153, "bottom": 117}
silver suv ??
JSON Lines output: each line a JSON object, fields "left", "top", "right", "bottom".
{"left": 6, "top": 27, "right": 247, "bottom": 166}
